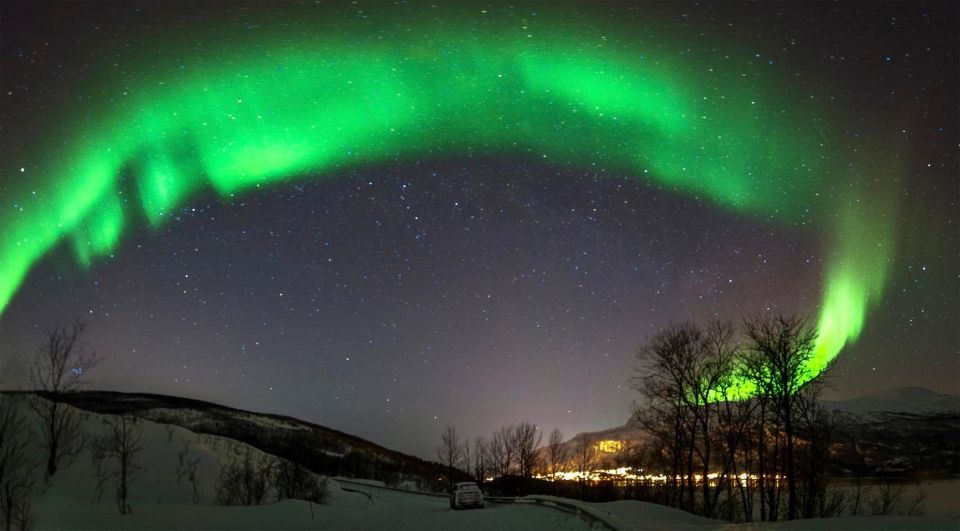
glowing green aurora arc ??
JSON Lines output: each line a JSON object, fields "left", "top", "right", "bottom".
{"left": 0, "top": 7, "right": 896, "bottom": 394}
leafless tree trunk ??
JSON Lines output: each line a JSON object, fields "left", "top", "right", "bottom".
{"left": 573, "top": 435, "right": 596, "bottom": 500}
{"left": 546, "top": 428, "right": 567, "bottom": 493}
{"left": 757, "top": 398, "right": 768, "bottom": 521}
{"left": 176, "top": 439, "right": 202, "bottom": 504}
{"left": 794, "top": 378, "right": 833, "bottom": 518}
{"left": 714, "top": 387, "right": 756, "bottom": 521}
{"left": 92, "top": 414, "right": 144, "bottom": 515}
{"left": 743, "top": 313, "right": 816, "bottom": 521}
{"left": 436, "top": 426, "right": 463, "bottom": 490}
{"left": 632, "top": 322, "right": 701, "bottom": 510}
{"left": 0, "top": 395, "right": 35, "bottom": 531}
{"left": 847, "top": 427, "right": 869, "bottom": 516}
{"left": 90, "top": 444, "right": 112, "bottom": 505}
{"left": 613, "top": 440, "right": 645, "bottom": 500}
{"left": 29, "top": 321, "right": 98, "bottom": 479}
{"left": 487, "top": 425, "right": 515, "bottom": 482}
{"left": 687, "top": 321, "right": 738, "bottom": 517}
{"left": 870, "top": 478, "right": 923, "bottom": 516}
{"left": 500, "top": 425, "right": 516, "bottom": 480}
{"left": 510, "top": 422, "right": 542, "bottom": 495}
{"left": 484, "top": 430, "right": 505, "bottom": 483}
{"left": 472, "top": 435, "right": 488, "bottom": 487}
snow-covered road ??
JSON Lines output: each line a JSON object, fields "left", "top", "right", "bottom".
{"left": 36, "top": 480, "right": 594, "bottom": 530}
{"left": 321, "top": 482, "right": 593, "bottom": 530}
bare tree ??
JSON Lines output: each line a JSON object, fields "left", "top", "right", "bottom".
{"left": 713, "top": 377, "right": 757, "bottom": 521}
{"left": 545, "top": 428, "right": 568, "bottom": 486}
{"left": 214, "top": 446, "right": 274, "bottom": 506}
{"left": 794, "top": 376, "right": 834, "bottom": 518}
{"left": 90, "top": 443, "right": 111, "bottom": 505}
{"left": 573, "top": 435, "right": 597, "bottom": 500}
{"left": 92, "top": 414, "right": 144, "bottom": 514}
{"left": 484, "top": 430, "right": 502, "bottom": 484}
{"left": 472, "top": 435, "right": 488, "bottom": 487}
{"left": 632, "top": 322, "right": 700, "bottom": 510}
{"left": 274, "top": 458, "right": 328, "bottom": 504}
{"left": 675, "top": 320, "right": 740, "bottom": 518}
{"left": 176, "top": 440, "right": 202, "bottom": 505}
{"left": 487, "top": 425, "right": 515, "bottom": 481}
{"left": 844, "top": 426, "right": 870, "bottom": 517}
{"left": 870, "top": 478, "right": 911, "bottom": 516}
{"left": 29, "top": 321, "right": 98, "bottom": 478}
{"left": 0, "top": 395, "right": 35, "bottom": 531}
{"left": 511, "top": 422, "right": 542, "bottom": 495}
{"left": 436, "top": 426, "right": 463, "bottom": 490}
{"left": 743, "top": 314, "right": 817, "bottom": 520}
{"left": 739, "top": 348, "right": 778, "bottom": 521}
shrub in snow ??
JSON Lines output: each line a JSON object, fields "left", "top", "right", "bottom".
{"left": 214, "top": 447, "right": 274, "bottom": 506}
{"left": 0, "top": 395, "right": 36, "bottom": 531}
{"left": 28, "top": 321, "right": 98, "bottom": 479}
{"left": 90, "top": 414, "right": 145, "bottom": 515}
{"left": 274, "top": 459, "right": 328, "bottom": 505}
{"left": 175, "top": 439, "right": 202, "bottom": 505}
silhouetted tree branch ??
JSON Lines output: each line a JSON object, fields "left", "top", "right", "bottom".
{"left": 29, "top": 320, "right": 98, "bottom": 479}
{"left": 436, "top": 426, "right": 463, "bottom": 490}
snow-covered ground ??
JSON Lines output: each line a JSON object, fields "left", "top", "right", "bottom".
{"left": 824, "top": 479, "right": 960, "bottom": 519}
{"left": 11, "top": 395, "right": 958, "bottom": 530}
{"left": 38, "top": 482, "right": 594, "bottom": 530}
{"left": 919, "top": 480, "right": 960, "bottom": 518}
{"left": 24, "top": 400, "right": 592, "bottom": 530}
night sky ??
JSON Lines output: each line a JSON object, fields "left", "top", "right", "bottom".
{"left": 0, "top": 2, "right": 957, "bottom": 459}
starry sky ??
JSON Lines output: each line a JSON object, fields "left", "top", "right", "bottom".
{"left": 0, "top": 1, "right": 957, "bottom": 459}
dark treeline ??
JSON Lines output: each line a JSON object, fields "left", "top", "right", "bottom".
{"left": 439, "top": 314, "right": 922, "bottom": 523}
{"left": 2, "top": 316, "right": 939, "bottom": 529}
{"left": 629, "top": 315, "right": 832, "bottom": 522}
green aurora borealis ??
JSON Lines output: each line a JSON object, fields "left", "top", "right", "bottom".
{"left": 0, "top": 8, "right": 897, "bottom": 394}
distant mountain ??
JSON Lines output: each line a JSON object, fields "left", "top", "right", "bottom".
{"left": 546, "top": 421, "right": 651, "bottom": 468}
{"left": 822, "top": 387, "right": 960, "bottom": 477}
{"left": 822, "top": 386, "right": 960, "bottom": 417}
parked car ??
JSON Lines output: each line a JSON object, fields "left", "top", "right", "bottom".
{"left": 449, "top": 481, "right": 484, "bottom": 509}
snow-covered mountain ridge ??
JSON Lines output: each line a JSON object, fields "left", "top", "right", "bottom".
{"left": 822, "top": 386, "right": 960, "bottom": 417}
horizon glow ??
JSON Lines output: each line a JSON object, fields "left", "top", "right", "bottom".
{"left": 0, "top": 8, "right": 896, "bottom": 393}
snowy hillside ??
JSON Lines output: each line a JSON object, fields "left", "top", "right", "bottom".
{"left": 822, "top": 387, "right": 960, "bottom": 477}
{"left": 5, "top": 392, "right": 957, "bottom": 530}
{"left": 822, "top": 386, "right": 960, "bottom": 416}
{"left": 5, "top": 394, "right": 595, "bottom": 530}
{"left": 38, "top": 390, "right": 450, "bottom": 489}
